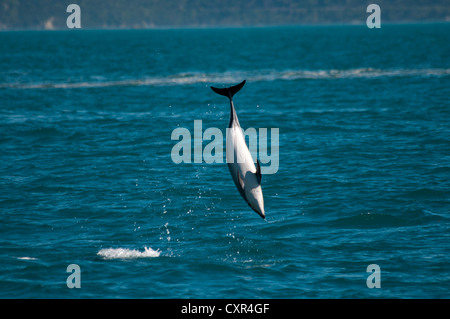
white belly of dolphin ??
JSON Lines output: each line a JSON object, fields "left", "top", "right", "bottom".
{"left": 227, "top": 124, "right": 265, "bottom": 219}
{"left": 227, "top": 125, "right": 255, "bottom": 173}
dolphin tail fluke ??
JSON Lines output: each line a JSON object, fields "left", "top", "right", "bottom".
{"left": 211, "top": 80, "right": 246, "bottom": 100}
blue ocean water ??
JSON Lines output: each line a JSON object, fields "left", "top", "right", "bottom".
{"left": 0, "top": 24, "right": 449, "bottom": 299}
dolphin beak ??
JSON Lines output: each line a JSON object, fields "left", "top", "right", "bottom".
{"left": 249, "top": 204, "right": 265, "bottom": 220}
{"left": 258, "top": 210, "right": 266, "bottom": 220}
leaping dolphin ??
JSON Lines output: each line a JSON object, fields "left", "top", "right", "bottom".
{"left": 210, "top": 80, "right": 265, "bottom": 219}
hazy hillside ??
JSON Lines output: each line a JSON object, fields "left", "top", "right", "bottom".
{"left": 1, "top": 0, "right": 450, "bottom": 30}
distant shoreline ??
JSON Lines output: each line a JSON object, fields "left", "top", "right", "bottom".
{"left": 2, "top": 0, "right": 450, "bottom": 32}
{"left": 1, "top": 21, "right": 449, "bottom": 32}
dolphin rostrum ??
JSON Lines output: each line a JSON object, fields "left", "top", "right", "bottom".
{"left": 210, "top": 80, "right": 265, "bottom": 219}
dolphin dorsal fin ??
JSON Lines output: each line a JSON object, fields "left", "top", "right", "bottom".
{"left": 255, "top": 159, "right": 262, "bottom": 184}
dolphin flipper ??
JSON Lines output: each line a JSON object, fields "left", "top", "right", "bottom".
{"left": 255, "top": 159, "right": 262, "bottom": 184}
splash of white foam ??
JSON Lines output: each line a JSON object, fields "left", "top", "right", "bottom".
{"left": 16, "top": 256, "right": 38, "bottom": 261}
{"left": 97, "top": 247, "right": 160, "bottom": 259}
{"left": 4, "top": 68, "right": 449, "bottom": 89}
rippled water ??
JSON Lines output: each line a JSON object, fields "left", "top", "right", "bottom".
{"left": 0, "top": 25, "right": 449, "bottom": 298}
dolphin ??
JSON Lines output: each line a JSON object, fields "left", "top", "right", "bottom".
{"left": 210, "top": 80, "right": 265, "bottom": 219}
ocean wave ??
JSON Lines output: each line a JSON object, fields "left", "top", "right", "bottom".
{"left": 2, "top": 67, "right": 449, "bottom": 89}
{"left": 329, "top": 209, "right": 448, "bottom": 229}
{"left": 330, "top": 212, "right": 407, "bottom": 229}
{"left": 97, "top": 247, "right": 160, "bottom": 259}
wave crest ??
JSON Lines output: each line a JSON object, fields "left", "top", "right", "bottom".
{"left": 3, "top": 67, "right": 449, "bottom": 89}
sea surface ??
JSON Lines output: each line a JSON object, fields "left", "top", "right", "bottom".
{"left": 0, "top": 24, "right": 449, "bottom": 299}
